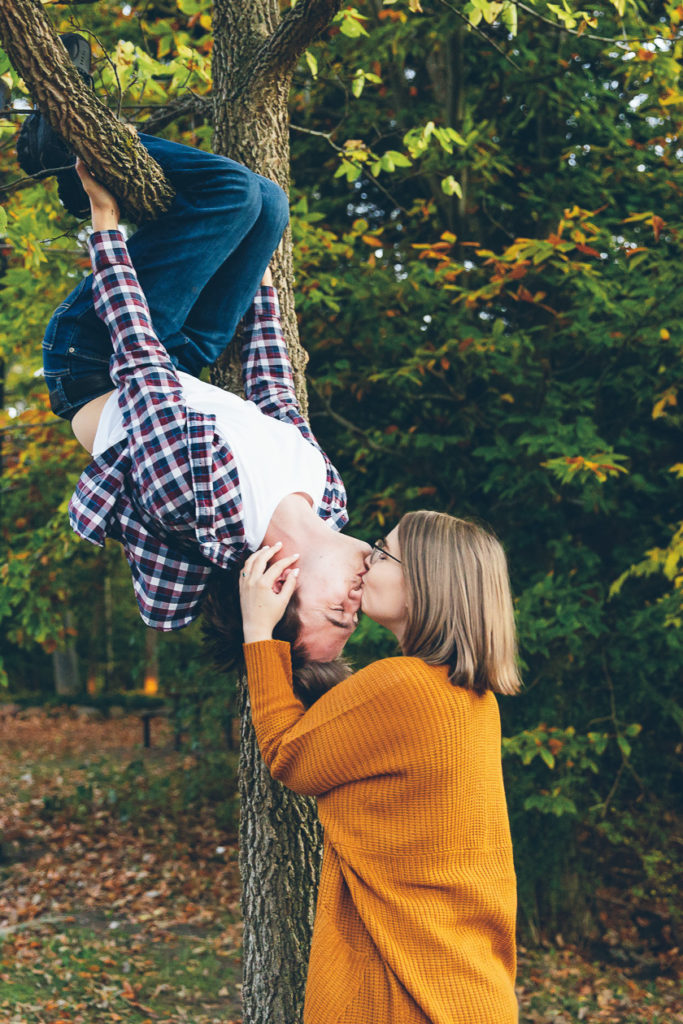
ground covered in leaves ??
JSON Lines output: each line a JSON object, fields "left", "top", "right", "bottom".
{"left": 1, "top": 709, "right": 681, "bottom": 1024}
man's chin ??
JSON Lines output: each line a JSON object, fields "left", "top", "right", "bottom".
{"left": 301, "top": 623, "right": 359, "bottom": 663}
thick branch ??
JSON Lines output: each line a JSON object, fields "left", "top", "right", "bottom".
{"left": 236, "top": 0, "right": 342, "bottom": 97}
{"left": 0, "top": 0, "right": 174, "bottom": 221}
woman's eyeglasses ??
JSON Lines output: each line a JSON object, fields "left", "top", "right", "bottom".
{"left": 368, "top": 541, "right": 402, "bottom": 566}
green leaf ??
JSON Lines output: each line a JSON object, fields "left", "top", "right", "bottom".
{"left": 0, "top": 206, "right": 7, "bottom": 235}
{"left": 546, "top": 3, "right": 578, "bottom": 29}
{"left": 617, "top": 734, "right": 632, "bottom": 758}
{"left": 434, "top": 127, "right": 454, "bottom": 154}
{"left": 539, "top": 747, "right": 555, "bottom": 769}
{"left": 305, "top": 50, "right": 318, "bottom": 78}
{"left": 352, "top": 71, "right": 364, "bottom": 98}
{"left": 501, "top": 0, "right": 518, "bottom": 36}
{"left": 442, "top": 176, "right": 463, "bottom": 199}
{"left": 465, "top": 4, "right": 484, "bottom": 27}
{"left": 445, "top": 127, "right": 467, "bottom": 147}
{"left": 334, "top": 159, "right": 362, "bottom": 182}
{"left": 384, "top": 150, "right": 412, "bottom": 168}
{"left": 335, "top": 9, "right": 370, "bottom": 37}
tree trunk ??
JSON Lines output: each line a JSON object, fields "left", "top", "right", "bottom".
{"left": 211, "top": 3, "right": 338, "bottom": 1019}
{"left": 144, "top": 627, "right": 159, "bottom": 696}
{"left": 53, "top": 610, "right": 81, "bottom": 697}
{"left": 103, "top": 558, "right": 115, "bottom": 690}
{"left": 212, "top": 2, "right": 309, "bottom": 413}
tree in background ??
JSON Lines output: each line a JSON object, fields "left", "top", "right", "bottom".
{"left": 1, "top": 0, "right": 682, "bottom": 1013}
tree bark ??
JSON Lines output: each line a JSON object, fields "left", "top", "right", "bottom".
{"left": 53, "top": 611, "right": 81, "bottom": 697}
{"left": 212, "top": 4, "right": 339, "bottom": 1020}
{"left": 144, "top": 626, "right": 159, "bottom": 695}
{"left": 103, "top": 557, "right": 115, "bottom": 690}
{"left": 0, "top": 0, "right": 174, "bottom": 220}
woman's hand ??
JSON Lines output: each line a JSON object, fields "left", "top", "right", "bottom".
{"left": 75, "top": 158, "right": 120, "bottom": 232}
{"left": 239, "top": 542, "right": 300, "bottom": 644}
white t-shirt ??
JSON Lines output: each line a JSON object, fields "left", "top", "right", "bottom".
{"left": 92, "top": 371, "right": 327, "bottom": 550}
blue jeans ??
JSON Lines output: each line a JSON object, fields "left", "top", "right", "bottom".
{"left": 43, "top": 134, "right": 289, "bottom": 420}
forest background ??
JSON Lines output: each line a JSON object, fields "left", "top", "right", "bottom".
{"left": 0, "top": 0, "right": 682, "bottom": 972}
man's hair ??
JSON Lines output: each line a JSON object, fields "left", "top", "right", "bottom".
{"left": 202, "top": 562, "right": 351, "bottom": 709}
{"left": 398, "top": 510, "right": 522, "bottom": 696}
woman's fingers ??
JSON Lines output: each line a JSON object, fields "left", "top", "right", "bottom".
{"left": 279, "top": 566, "right": 299, "bottom": 602}
{"left": 239, "top": 543, "right": 300, "bottom": 644}
{"left": 241, "top": 542, "right": 298, "bottom": 584}
{"left": 241, "top": 542, "right": 280, "bottom": 572}
{"left": 263, "top": 553, "right": 300, "bottom": 586}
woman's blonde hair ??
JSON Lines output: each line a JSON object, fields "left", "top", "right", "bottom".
{"left": 398, "top": 510, "right": 521, "bottom": 695}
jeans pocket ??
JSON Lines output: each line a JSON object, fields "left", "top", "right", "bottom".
{"left": 44, "top": 373, "right": 70, "bottom": 419}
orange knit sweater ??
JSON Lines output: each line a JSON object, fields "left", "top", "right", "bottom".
{"left": 244, "top": 640, "right": 518, "bottom": 1024}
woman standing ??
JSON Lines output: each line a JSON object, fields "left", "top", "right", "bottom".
{"left": 239, "top": 510, "right": 521, "bottom": 1024}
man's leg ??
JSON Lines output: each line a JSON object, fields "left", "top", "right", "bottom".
{"left": 127, "top": 135, "right": 286, "bottom": 370}
{"left": 43, "top": 136, "right": 286, "bottom": 417}
{"left": 178, "top": 174, "right": 289, "bottom": 365}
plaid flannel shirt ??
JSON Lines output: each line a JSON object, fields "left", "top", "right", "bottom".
{"left": 68, "top": 230, "right": 348, "bottom": 630}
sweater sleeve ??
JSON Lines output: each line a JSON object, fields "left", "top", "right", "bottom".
{"left": 243, "top": 640, "right": 428, "bottom": 796}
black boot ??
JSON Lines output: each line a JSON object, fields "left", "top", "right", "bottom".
{"left": 16, "top": 34, "right": 93, "bottom": 218}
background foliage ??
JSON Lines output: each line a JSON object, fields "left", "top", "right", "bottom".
{"left": 1, "top": 0, "right": 682, "bottom": 941}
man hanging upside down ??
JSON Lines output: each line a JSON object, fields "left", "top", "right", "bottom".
{"left": 28, "top": 37, "right": 369, "bottom": 691}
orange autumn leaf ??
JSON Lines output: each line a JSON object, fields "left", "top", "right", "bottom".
{"left": 575, "top": 243, "right": 601, "bottom": 258}
{"left": 651, "top": 215, "right": 665, "bottom": 241}
{"left": 652, "top": 388, "right": 677, "bottom": 419}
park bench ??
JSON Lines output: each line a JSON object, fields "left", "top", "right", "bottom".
{"left": 138, "top": 705, "right": 174, "bottom": 749}
{"left": 138, "top": 691, "right": 197, "bottom": 750}
{"left": 137, "top": 688, "right": 235, "bottom": 749}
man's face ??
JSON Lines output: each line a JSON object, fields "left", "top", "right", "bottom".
{"left": 295, "top": 534, "right": 371, "bottom": 662}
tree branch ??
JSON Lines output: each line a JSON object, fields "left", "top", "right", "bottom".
{"left": 236, "top": 0, "right": 342, "bottom": 96}
{"left": 436, "top": 0, "right": 522, "bottom": 72}
{"left": 510, "top": 0, "right": 681, "bottom": 45}
{"left": 136, "top": 92, "right": 213, "bottom": 135}
{"left": 309, "top": 379, "right": 398, "bottom": 456}
{"left": 289, "top": 123, "right": 411, "bottom": 214}
{"left": 0, "top": 0, "right": 174, "bottom": 221}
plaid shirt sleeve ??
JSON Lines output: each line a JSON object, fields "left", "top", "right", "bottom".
{"left": 88, "top": 230, "right": 197, "bottom": 525}
{"left": 241, "top": 285, "right": 350, "bottom": 530}
{"left": 242, "top": 286, "right": 315, "bottom": 441}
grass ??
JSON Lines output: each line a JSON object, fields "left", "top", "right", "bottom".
{"left": 1, "top": 918, "right": 242, "bottom": 1023}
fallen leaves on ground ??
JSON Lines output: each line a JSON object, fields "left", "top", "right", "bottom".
{"left": 1, "top": 709, "right": 242, "bottom": 1023}
{"left": 1, "top": 709, "right": 681, "bottom": 1024}
{"left": 517, "top": 945, "right": 682, "bottom": 1023}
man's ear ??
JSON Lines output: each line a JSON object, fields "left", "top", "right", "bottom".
{"left": 273, "top": 567, "right": 295, "bottom": 594}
